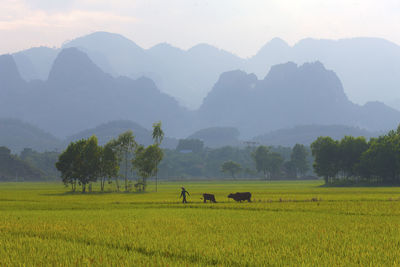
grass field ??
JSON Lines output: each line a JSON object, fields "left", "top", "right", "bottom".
{"left": 1, "top": 180, "right": 400, "bottom": 266}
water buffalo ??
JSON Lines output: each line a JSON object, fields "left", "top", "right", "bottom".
{"left": 228, "top": 192, "right": 252, "bottom": 202}
{"left": 201, "top": 193, "right": 217, "bottom": 203}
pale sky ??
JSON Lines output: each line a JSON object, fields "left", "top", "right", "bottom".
{"left": 1, "top": 0, "right": 400, "bottom": 57}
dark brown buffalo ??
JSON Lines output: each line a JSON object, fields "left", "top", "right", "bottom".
{"left": 228, "top": 192, "right": 251, "bottom": 202}
{"left": 201, "top": 193, "right": 217, "bottom": 203}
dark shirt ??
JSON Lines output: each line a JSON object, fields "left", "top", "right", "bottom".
{"left": 180, "top": 190, "right": 189, "bottom": 198}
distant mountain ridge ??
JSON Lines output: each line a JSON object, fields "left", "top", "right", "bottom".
{"left": 2, "top": 44, "right": 400, "bottom": 142}
{"left": 0, "top": 119, "right": 178, "bottom": 153}
{"left": 66, "top": 120, "right": 178, "bottom": 149}
{"left": 0, "top": 118, "right": 61, "bottom": 153}
{"left": 197, "top": 61, "right": 400, "bottom": 138}
{"left": 11, "top": 32, "right": 400, "bottom": 110}
{"left": 1, "top": 48, "right": 191, "bottom": 138}
{"left": 253, "top": 125, "right": 378, "bottom": 147}
{"left": 247, "top": 37, "right": 400, "bottom": 110}
{"left": 0, "top": 118, "right": 383, "bottom": 153}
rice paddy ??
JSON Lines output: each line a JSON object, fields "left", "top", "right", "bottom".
{"left": 1, "top": 180, "right": 400, "bottom": 266}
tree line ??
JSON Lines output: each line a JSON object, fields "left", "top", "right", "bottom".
{"left": 0, "top": 146, "right": 44, "bottom": 181}
{"left": 311, "top": 125, "right": 400, "bottom": 185}
{"left": 166, "top": 140, "right": 311, "bottom": 180}
{"left": 56, "top": 122, "right": 164, "bottom": 192}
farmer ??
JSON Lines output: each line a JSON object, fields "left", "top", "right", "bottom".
{"left": 180, "top": 187, "right": 190, "bottom": 203}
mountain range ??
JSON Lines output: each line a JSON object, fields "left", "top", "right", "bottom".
{"left": 0, "top": 48, "right": 190, "bottom": 138}
{"left": 197, "top": 61, "right": 400, "bottom": 137}
{"left": 10, "top": 32, "right": 400, "bottom": 110}
{"left": 1, "top": 32, "right": 400, "bottom": 147}
{"left": 0, "top": 118, "right": 381, "bottom": 154}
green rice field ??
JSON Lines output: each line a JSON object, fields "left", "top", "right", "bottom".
{"left": 1, "top": 180, "right": 400, "bottom": 266}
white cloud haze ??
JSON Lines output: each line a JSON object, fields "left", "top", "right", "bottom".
{"left": 1, "top": 0, "right": 400, "bottom": 57}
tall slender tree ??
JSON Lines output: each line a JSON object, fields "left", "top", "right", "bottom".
{"left": 56, "top": 141, "right": 81, "bottom": 192}
{"left": 133, "top": 144, "right": 163, "bottom": 192}
{"left": 152, "top": 121, "right": 164, "bottom": 145}
{"left": 110, "top": 131, "right": 137, "bottom": 191}
{"left": 80, "top": 136, "right": 101, "bottom": 193}
{"left": 99, "top": 142, "right": 119, "bottom": 192}
{"left": 152, "top": 121, "right": 164, "bottom": 192}
{"left": 311, "top": 137, "right": 340, "bottom": 184}
{"left": 252, "top": 146, "right": 270, "bottom": 179}
{"left": 290, "top": 144, "right": 309, "bottom": 178}
{"left": 221, "top": 160, "right": 242, "bottom": 178}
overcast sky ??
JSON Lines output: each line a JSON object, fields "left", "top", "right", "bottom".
{"left": 1, "top": 0, "right": 400, "bottom": 57}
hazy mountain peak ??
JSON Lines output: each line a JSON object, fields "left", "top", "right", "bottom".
{"left": 48, "top": 47, "right": 108, "bottom": 87}
{"left": 217, "top": 70, "right": 257, "bottom": 89}
{"left": 63, "top": 31, "right": 141, "bottom": 51}
{"left": 265, "top": 61, "right": 347, "bottom": 102}
{"left": 12, "top": 46, "right": 59, "bottom": 81}
{"left": 266, "top": 61, "right": 334, "bottom": 80}
{"left": 147, "top": 43, "right": 185, "bottom": 59}
{"left": 0, "top": 54, "right": 25, "bottom": 88}
{"left": 187, "top": 43, "right": 239, "bottom": 59}
{"left": 264, "top": 37, "right": 289, "bottom": 48}
{"left": 255, "top": 37, "right": 290, "bottom": 55}
{"left": 188, "top": 43, "right": 219, "bottom": 52}
{"left": 266, "top": 61, "right": 298, "bottom": 77}
{"left": 149, "top": 42, "right": 184, "bottom": 52}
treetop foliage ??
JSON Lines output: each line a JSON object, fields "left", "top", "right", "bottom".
{"left": 311, "top": 126, "right": 400, "bottom": 185}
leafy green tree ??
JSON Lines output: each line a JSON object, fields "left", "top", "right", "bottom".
{"left": 290, "top": 144, "right": 309, "bottom": 178}
{"left": 133, "top": 144, "right": 164, "bottom": 191}
{"left": 338, "top": 136, "right": 368, "bottom": 179}
{"left": 152, "top": 121, "right": 164, "bottom": 145}
{"left": 56, "top": 136, "right": 101, "bottom": 193}
{"left": 56, "top": 139, "right": 85, "bottom": 192}
{"left": 311, "top": 137, "right": 340, "bottom": 184}
{"left": 99, "top": 142, "right": 119, "bottom": 192}
{"left": 251, "top": 146, "right": 284, "bottom": 179}
{"left": 268, "top": 152, "right": 284, "bottom": 178}
{"left": 283, "top": 160, "right": 296, "bottom": 178}
{"left": 79, "top": 136, "right": 101, "bottom": 193}
{"left": 221, "top": 160, "right": 242, "bottom": 178}
{"left": 20, "top": 148, "right": 59, "bottom": 180}
{"left": 152, "top": 121, "right": 164, "bottom": 192}
{"left": 252, "top": 146, "right": 270, "bottom": 178}
{"left": 110, "top": 131, "right": 137, "bottom": 191}
{"left": 0, "top": 146, "right": 43, "bottom": 182}
{"left": 358, "top": 133, "right": 400, "bottom": 183}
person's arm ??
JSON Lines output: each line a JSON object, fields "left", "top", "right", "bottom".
{"left": 187, "top": 191, "right": 190, "bottom": 196}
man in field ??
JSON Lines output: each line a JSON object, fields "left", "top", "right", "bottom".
{"left": 180, "top": 187, "right": 190, "bottom": 203}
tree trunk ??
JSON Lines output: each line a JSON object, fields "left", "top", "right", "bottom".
{"left": 125, "top": 152, "right": 128, "bottom": 191}
{"left": 155, "top": 172, "right": 158, "bottom": 192}
{"left": 143, "top": 178, "right": 147, "bottom": 192}
{"left": 115, "top": 177, "right": 120, "bottom": 191}
{"left": 155, "top": 160, "right": 159, "bottom": 192}
{"left": 82, "top": 183, "right": 86, "bottom": 193}
{"left": 101, "top": 177, "right": 105, "bottom": 192}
